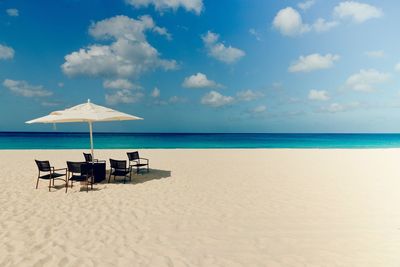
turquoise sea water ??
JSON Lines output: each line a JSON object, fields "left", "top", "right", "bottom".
{"left": 2, "top": 132, "right": 400, "bottom": 149}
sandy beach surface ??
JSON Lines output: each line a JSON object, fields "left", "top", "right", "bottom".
{"left": 1, "top": 149, "right": 400, "bottom": 266}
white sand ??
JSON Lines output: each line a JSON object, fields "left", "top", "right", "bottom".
{"left": 1, "top": 149, "right": 400, "bottom": 266}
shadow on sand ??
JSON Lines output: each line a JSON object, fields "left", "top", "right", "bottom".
{"left": 47, "top": 169, "right": 171, "bottom": 192}
{"left": 104, "top": 168, "right": 171, "bottom": 185}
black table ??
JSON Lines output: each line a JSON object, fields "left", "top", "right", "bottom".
{"left": 92, "top": 162, "right": 106, "bottom": 183}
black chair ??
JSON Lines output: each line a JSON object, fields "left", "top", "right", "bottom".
{"left": 35, "top": 160, "right": 67, "bottom": 192}
{"left": 66, "top": 161, "right": 94, "bottom": 193}
{"left": 127, "top": 151, "right": 149, "bottom": 174}
{"left": 109, "top": 159, "right": 132, "bottom": 184}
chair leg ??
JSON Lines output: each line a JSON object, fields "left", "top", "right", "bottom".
{"left": 147, "top": 164, "right": 149, "bottom": 173}
{"left": 65, "top": 179, "right": 68, "bottom": 193}
{"left": 108, "top": 173, "right": 112, "bottom": 183}
{"left": 48, "top": 179, "right": 51, "bottom": 192}
{"left": 36, "top": 177, "right": 40, "bottom": 189}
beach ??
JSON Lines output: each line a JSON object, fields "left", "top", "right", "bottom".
{"left": 1, "top": 148, "right": 400, "bottom": 266}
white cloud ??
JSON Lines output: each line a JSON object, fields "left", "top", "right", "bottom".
{"left": 6, "top": 8, "right": 19, "bottom": 17}
{"left": 103, "top": 79, "right": 135, "bottom": 90}
{"left": 298, "top": 0, "right": 316, "bottom": 11}
{"left": 395, "top": 63, "right": 400, "bottom": 72}
{"left": 151, "top": 87, "right": 160, "bottom": 98}
{"left": 308, "top": 89, "right": 330, "bottom": 101}
{"left": 61, "top": 15, "right": 177, "bottom": 78}
{"left": 289, "top": 53, "right": 339, "bottom": 73}
{"left": 125, "top": 0, "right": 203, "bottom": 15}
{"left": 41, "top": 101, "right": 62, "bottom": 107}
{"left": 312, "top": 18, "right": 338, "bottom": 32}
{"left": 202, "top": 31, "right": 245, "bottom": 64}
{"left": 201, "top": 91, "right": 234, "bottom": 107}
{"left": 153, "top": 26, "right": 172, "bottom": 40}
{"left": 236, "top": 89, "right": 263, "bottom": 101}
{"left": 345, "top": 69, "right": 389, "bottom": 92}
{"left": 0, "top": 44, "right": 15, "bottom": 60}
{"left": 105, "top": 90, "right": 144, "bottom": 105}
{"left": 182, "top": 72, "right": 222, "bottom": 88}
{"left": 365, "top": 50, "right": 385, "bottom": 58}
{"left": 169, "top": 95, "right": 186, "bottom": 103}
{"left": 57, "top": 82, "right": 64, "bottom": 88}
{"left": 333, "top": 1, "right": 383, "bottom": 23}
{"left": 249, "top": 28, "right": 261, "bottom": 41}
{"left": 3, "top": 79, "right": 52, "bottom": 97}
{"left": 251, "top": 105, "right": 267, "bottom": 113}
{"left": 272, "top": 7, "right": 310, "bottom": 36}
{"left": 320, "top": 102, "right": 360, "bottom": 113}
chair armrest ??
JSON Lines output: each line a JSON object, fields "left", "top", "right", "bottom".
{"left": 129, "top": 160, "right": 139, "bottom": 165}
{"left": 52, "top": 167, "right": 67, "bottom": 174}
{"left": 140, "top": 158, "right": 149, "bottom": 163}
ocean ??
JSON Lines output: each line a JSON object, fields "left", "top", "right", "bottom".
{"left": 1, "top": 132, "right": 400, "bottom": 149}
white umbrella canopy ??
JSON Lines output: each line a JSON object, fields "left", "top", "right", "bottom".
{"left": 26, "top": 100, "right": 143, "bottom": 157}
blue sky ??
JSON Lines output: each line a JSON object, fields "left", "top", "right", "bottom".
{"left": 0, "top": 0, "right": 400, "bottom": 133}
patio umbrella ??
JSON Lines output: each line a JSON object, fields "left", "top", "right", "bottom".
{"left": 26, "top": 99, "right": 143, "bottom": 158}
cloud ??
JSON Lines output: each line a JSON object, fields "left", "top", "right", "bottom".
{"left": 3, "top": 79, "right": 52, "bottom": 97}
{"left": 41, "top": 101, "right": 62, "bottom": 107}
{"left": 273, "top": 2, "right": 380, "bottom": 37}
{"left": 125, "top": 0, "right": 203, "bottom": 15}
{"left": 289, "top": 53, "right": 339, "bottom": 73}
{"left": 251, "top": 105, "right": 267, "bottom": 113}
{"left": 345, "top": 69, "right": 389, "bottom": 92}
{"left": 202, "top": 31, "right": 245, "bottom": 64}
{"left": 103, "top": 79, "right": 135, "bottom": 90}
{"left": 61, "top": 15, "right": 177, "bottom": 78}
{"left": 6, "top": 8, "right": 19, "bottom": 17}
{"left": 272, "top": 7, "right": 311, "bottom": 36}
{"left": 312, "top": 18, "right": 338, "bottom": 32}
{"left": 308, "top": 89, "right": 329, "bottom": 101}
{"left": 57, "top": 82, "right": 64, "bottom": 88}
{"left": 201, "top": 91, "right": 234, "bottom": 107}
{"left": 0, "top": 44, "right": 15, "bottom": 60}
{"left": 298, "top": 0, "right": 316, "bottom": 11}
{"left": 249, "top": 28, "right": 261, "bottom": 41}
{"left": 182, "top": 72, "right": 223, "bottom": 88}
{"left": 395, "top": 63, "right": 400, "bottom": 72}
{"left": 153, "top": 26, "right": 172, "bottom": 40}
{"left": 365, "top": 50, "right": 385, "bottom": 58}
{"left": 320, "top": 102, "right": 360, "bottom": 113}
{"left": 151, "top": 87, "right": 160, "bottom": 97}
{"left": 168, "top": 95, "right": 187, "bottom": 104}
{"left": 236, "top": 89, "right": 263, "bottom": 101}
{"left": 333, "top": 1, "right": 383, "bottom": 23}
{"left": 105, "top": 90, "right": 144, "bottom": 105}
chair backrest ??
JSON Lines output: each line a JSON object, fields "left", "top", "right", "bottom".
{"left": 110, "top": 159, "right": 126, "bottom": 170}
{"left": 35, "top": 160, "right": 51, "bottom": 172}
{"left": 83, "top": 153, "right": 92, "bottom": 162}
{"left": 80, "top": 163, "right": 93, "bottom": 176}
{"left": 67, "top": 161, "right": 85, "bottom": 174}
{"left": 127, "top": 151, "right": 139, "bottom": 161}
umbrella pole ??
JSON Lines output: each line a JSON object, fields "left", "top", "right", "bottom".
{"left": 89, "top": 121, "right": 94, "bottom": 159}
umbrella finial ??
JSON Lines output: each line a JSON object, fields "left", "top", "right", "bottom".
{"left": 88, "top": 99, "right": 91, "bottom": 103}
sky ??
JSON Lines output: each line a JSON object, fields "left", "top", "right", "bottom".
{"left": 1, "top": 0, "right": 400, "bottom": 133}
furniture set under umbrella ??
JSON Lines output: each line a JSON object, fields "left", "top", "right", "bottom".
{"left": 27, "top": 100, "right": 149, "bottom": 192}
